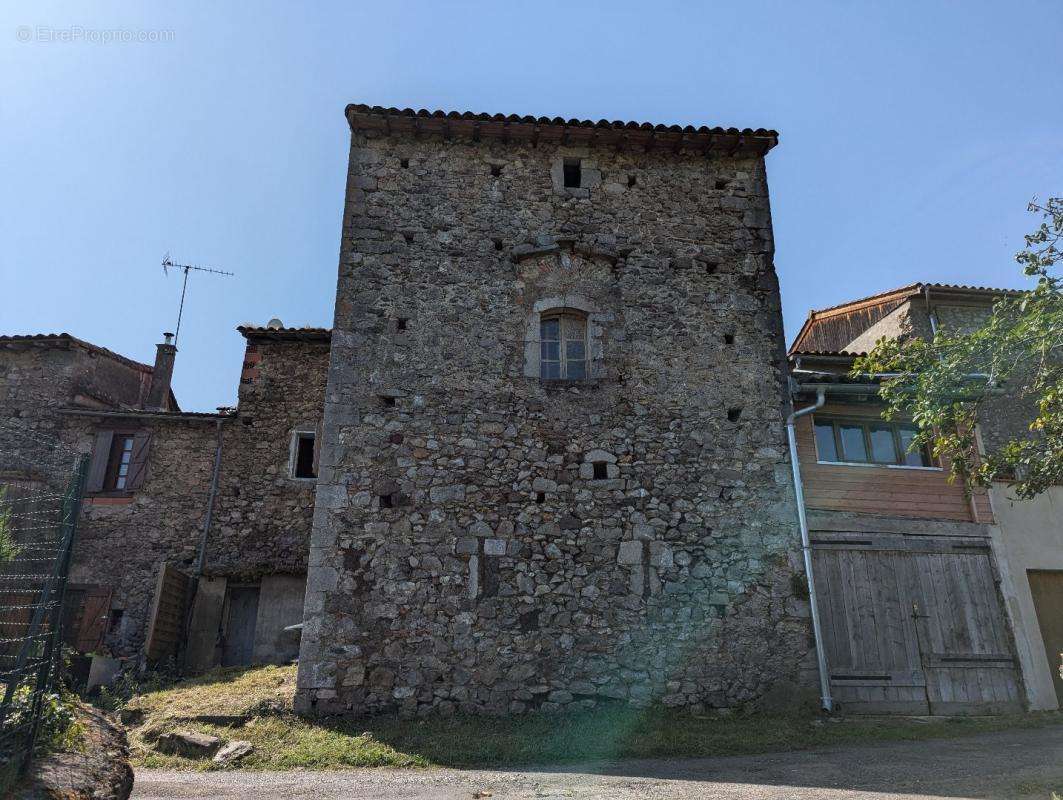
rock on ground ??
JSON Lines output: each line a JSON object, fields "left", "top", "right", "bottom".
{"left": 13, "top": 703, "right": 133, "bottom": 800}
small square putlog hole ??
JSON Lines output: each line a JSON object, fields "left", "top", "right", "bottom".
{"left": 379, "top": 492, "right": 395, "bottom": 509}
{"left": 535, "top": 491, "right": 546, "bottom": 504}
{"left": 379, "top": 395, "right": 397, "bottom": 408}
{"left": 723, "top": 333, "right": 735, "bottom": 345}
{"left": 593, "top": 461, "right": 609, "bottom": 480}
{"left": 490, "top": 164, "right": 502, "bottom": 177}
{"left": 727, "top": 407, "right": 742, "bottom": 422}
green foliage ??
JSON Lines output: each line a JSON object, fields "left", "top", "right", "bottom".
{"left": 95, "top": 660, "right": 180, "bottom": 712}
{"left": 0, "top": 488, "right": 19, "bottom": 562}
{"left": 6, "top": 682, "right": 83, "bottom": 754}
{"left": 856, "top": 198, "right": 1063, "bottom": 499}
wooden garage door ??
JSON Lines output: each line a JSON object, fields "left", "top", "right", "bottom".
{"left": 813, "top": 531, "right": 1023, "bottom": 715}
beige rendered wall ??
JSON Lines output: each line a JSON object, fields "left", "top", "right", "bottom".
{"left": 989, "top": 484, "right": 1063, "bottom": 710}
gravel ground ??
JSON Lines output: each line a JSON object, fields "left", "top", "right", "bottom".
{"left": 133, "top": 723, "right": 1063, "bottom": 800}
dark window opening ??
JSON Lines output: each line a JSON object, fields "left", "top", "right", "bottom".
{"left": 294, "top": 433, "right": 316, "bottom": 479}
{"left": 396, "top": 318, "right": 408, "bottom": 332}
{"left": 400, "top": 158, "right": 409, "bottom": 168}
{"left": 563, "top": 158, "right": 582, "bottom": 188}
{"left": 592, "top": 461, "right": 608, "bottom": 480}
{"left": 380, "top": 395, "right": 396, "bottom": 408}
{"left": 108, "top": 609, "right": 124, "bottom": 633}
{"left": 379, "top": 492, "right": 394, "bottom": 509}
{"left": 627, "top": 175, "right": 636, "bottom": 188}
{"left": 724, "top": 333, "right": 735, "bottom": 345}
{"left": 490, "top": 164, "right": 502, "bottom": 177}
{"left": 493, "top": 238, "right": 504, "bottom": 251}
{"left": 705, "top": 262, "right": 719, "bottom": 275}
{"left": 714, "top": 179, "right": 729, "bottom": 190}
{"left": 535, "top": 491, "right": 546, "bottom": 504}
{"left": 727, "top": 407, "right": 742, "bottom": 422}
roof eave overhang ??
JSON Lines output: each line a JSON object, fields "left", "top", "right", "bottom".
{"left": 345, "top": 105, "right": 779, "bottom": 157}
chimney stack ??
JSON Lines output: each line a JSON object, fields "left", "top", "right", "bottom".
{"left": 145, "top": 332, "right": 177, "bottom": 410}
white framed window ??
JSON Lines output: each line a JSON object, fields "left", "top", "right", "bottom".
{"left": 539, "top": 311, "right": 587, "bottom": 380}
{"left": 289, "top": 430, "right": 317, "bottom": 479}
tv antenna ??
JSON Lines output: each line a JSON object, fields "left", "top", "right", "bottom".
{"left": 161, "top": 253, "right": 234, "bottom": 346}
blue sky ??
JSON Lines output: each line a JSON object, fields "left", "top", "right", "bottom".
{"left": 2, "top": 1, "right": 1061, "bottom": 410}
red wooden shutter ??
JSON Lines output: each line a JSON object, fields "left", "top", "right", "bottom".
{"left": 85, "top": 431, "right": 113, "bottom": 493}
{"left": 125, "top": 431, "right": 153, "bottom": 490}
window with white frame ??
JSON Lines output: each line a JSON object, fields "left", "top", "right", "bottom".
{"left": 539, "top": 312, "right": 587, "bottom": 380}
{"left": 813, "top": 416, "right": 934, "bottom": 467}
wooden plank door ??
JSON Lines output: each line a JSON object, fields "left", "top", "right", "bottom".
{"left": 144, "top": 563, "right": 191, "bottom": 663}
{"left": 812, "top": 542, "right": 929, "bottom": 713}
{"left": 74, "top": 586, "right": 112, "bottom": 653}
{"left": 1028, "top": 570, "right": 1063, "bottom": 706}
{"left": 904, "top": 548, "right": 1022, "bottom": 714}
{"left": 222, "top": 587, "right": 260, "bottom": 667}
{"left": 812, "top": 531, "right": 1023, "bottom": 715}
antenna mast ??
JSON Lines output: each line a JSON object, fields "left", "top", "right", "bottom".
{"left": 161, "top": 254, "right": 234, "bottom": 346}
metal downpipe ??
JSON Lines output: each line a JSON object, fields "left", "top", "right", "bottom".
{"left": 785, "top": 387, "right": 834, "bottom": 712}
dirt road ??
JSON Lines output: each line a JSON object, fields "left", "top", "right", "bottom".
{"left": 133, "top": 723, "right": 1063, "bottom": 799}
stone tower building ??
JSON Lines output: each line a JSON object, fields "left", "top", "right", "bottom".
{"left": 296, "top": 105, "right": 812, "bottom": 715}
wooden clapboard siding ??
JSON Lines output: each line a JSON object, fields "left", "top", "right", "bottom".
{"left": 796, "top": 403, "right": 993, "bottom": 522}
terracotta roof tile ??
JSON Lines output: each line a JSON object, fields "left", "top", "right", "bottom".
{"left": 345, "top": 104, "right": 778, "bottom": 154}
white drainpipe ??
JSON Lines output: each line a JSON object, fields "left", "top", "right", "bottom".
{"left": 785, "top": 386, "right": 833, "bottom": 712}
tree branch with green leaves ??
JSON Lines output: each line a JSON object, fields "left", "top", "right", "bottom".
{"left": 854, "top": 198, "right": 1063, "bottom": 500}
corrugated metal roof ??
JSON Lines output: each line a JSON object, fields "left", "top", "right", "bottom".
{"left": 345, "top": 104, "right": 779, "bottom": 154}
{"left": 0, "top": 333, "right": 153, "bottom": 373}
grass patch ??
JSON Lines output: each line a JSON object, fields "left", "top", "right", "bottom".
{"left": 120, "top": 664, "right": 1063, "bottom": 771}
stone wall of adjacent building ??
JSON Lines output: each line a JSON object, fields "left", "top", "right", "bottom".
{"left": 67, "top": 415, "right": 223, "bottom": 657}
{"left": 905, "top": 299, "right": 1035, "bottom": 458}
{"left": 0, "top": 340, "right": 152, "bottom": 458}
{"left": 205, "top": 331, "right": 330, "bottom": 578}
{"left": 296, "top": 121, "right": 813, "bottom": 716}
{"left": 60, "top": 331, "right": 329, "bottom": 659}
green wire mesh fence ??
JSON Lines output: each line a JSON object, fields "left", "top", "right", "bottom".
{"left": 0, "top": 423, "right": 87, "bottom": 780}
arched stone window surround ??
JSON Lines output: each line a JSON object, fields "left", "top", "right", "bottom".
{"left": 523, "top": 295, "right": 605, "bottom": 381}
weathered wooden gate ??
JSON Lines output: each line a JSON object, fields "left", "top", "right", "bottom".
{"left": 812, "top": 529, "right": 1023, "bottom": 714}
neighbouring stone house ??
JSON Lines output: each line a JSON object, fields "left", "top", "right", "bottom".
{"left": 789, "top": 281, "right": 1061, "bottom": 714}
{"left": 294, "top": 104, "right": 816, "bottom": 716}
{"left": 0, "top": 325, "right": 330, "bottom": 672}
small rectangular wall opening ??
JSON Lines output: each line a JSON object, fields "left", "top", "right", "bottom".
{"left": 292, "top": 432, "right": 316, "bottom": 479}
{"left": 563, "top": 158, "right": 582, "bottom": 188}
{"left": 593, "top": 462, "right": 609, "bottom": 480}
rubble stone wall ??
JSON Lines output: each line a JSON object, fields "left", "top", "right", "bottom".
{"left": 65, "top": 334, "right": 329, "bottom": 658}
{"left": 297, "top": 126, "right": 813, "bottom": 716}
